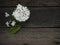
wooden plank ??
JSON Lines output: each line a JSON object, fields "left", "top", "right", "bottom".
{"left": 0, "top": 28, "right": 60, "bottom": 45}
{"left": 0, "top": 0, "right": 60, "bottom": 6}
{"left": 0, "top": 7, "right": 60, "bottom": 27}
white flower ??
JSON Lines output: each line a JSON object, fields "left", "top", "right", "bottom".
{"left": 11, "top": 20, "right": 16, "bottom": 26}
{"left": 12, "top": 4, "right": 30, "bottom": 22}
{"left": 5, "top": 21, "right": 10, "bottom": 27}
{"left": 5, "top": 12, "right": 9, "bottom": 17}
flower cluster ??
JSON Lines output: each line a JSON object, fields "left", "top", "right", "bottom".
{"left": 12, "top": 4, "right": 30, "bottom": 22}
{"left": 5, "top": 4, "right": 30, "bottom": 27}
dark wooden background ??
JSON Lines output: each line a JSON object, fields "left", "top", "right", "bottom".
{"left": 0, "top": 0, "right": 60, "bottom": 45}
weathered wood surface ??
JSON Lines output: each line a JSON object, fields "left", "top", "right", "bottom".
{"left": 0, "top": 0, "right": 60, "bottom": 45}
{"left": 0, "top": 0, "right": 60, "bottom": 6}
{"left": 0, "top": 7, "right": 60, "bottom": 27}
{"left": 0, "top": 28, "right": 60, "bottom": 45}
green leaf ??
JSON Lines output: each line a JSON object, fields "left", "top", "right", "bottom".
{"left": 9, "top": 24, "right": 21, "bottom": 34}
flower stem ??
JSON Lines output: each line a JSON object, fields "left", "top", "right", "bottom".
{"left": 9, "top": 24, "right": 21, "bottom": 34}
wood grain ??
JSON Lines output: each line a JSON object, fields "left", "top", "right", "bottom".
{"left": 0, "top": 7, "right": 60, "bottom": 27}
{"left": 0, "top": 0, "right": 60, "bottom": 45}
{"left": 0, "top": 28, "right": 60, "bottom": 45}
{"left": 0, "top": 0, "right": 60, "bottom": 6}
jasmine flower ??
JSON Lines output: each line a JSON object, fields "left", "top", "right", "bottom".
{"left": 11, "top": 20, "right": 16, "bottom": 26}
{"left": 5, "top": 12, "right": 9, "bottom": 17}
{"left": 5, "top": 21, "right": 10, "bottom": 27}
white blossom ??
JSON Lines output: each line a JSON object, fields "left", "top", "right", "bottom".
{"left": 12, "top": 4, "right": 30, "bottom": 22}
{"left": 11, "top": 20, "right": 16, "bottom": 26}
{"left": 5, "top": 21, "right": 10, "bottom": 27}
{"left": 5, "top": 12, "right": 9, "bottom": 17}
